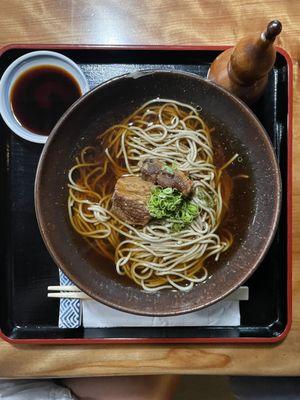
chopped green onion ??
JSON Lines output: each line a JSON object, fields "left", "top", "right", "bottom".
{"left": 162, "top": 165, "right": 174, "bottom": 175}
{"left": 148, "top": 187, "right": 199, "bottom": 231}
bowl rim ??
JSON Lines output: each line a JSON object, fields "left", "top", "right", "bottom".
{"left": 35, "top": 69, "right": 282, "bottom": 316}
{"left": 0, "top": 50, "right": 90, "bottom": 144}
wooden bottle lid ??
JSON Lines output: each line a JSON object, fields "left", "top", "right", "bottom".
{"left": 263, "top": 20, "right": 282, "bottom": 41}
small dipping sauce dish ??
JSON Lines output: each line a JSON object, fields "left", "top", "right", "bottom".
{"left": 0, "top": 51, "right": 89, "bottom": 144}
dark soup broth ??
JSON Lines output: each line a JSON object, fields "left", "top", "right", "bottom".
{"left": 10, "top": 65, "right": 81, "bottom": 136}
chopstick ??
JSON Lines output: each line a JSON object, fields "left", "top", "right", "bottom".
{"left": 48, "top": 292, "right": 91, "bottom": 299}
{"left": 48, "top": 285, "right": 82, "bottom": 292}
{"left": 47, "top": 285, "right": 249, "bottom": 301}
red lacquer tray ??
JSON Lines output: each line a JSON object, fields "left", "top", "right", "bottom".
{"left": 0, "top": 45, "right": 292, "bottom": 344}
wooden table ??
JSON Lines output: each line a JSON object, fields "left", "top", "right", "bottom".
{"left": 0, "top": 0, "right": 299, "bottom": 378}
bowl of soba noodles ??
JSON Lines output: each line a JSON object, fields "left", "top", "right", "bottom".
{"left": 35, "top": 70, "right": 281, "bottom": 316}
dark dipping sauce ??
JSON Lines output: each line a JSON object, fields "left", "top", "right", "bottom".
{"left": 10, "top": 65, "right": 82, "bottom": 136}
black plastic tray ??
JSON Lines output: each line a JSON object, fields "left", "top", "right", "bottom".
{"left": 0, "top": 45, "right": 292, "bottom": 344}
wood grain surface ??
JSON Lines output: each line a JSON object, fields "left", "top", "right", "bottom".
{"left": 0, "top": 0, "right": 300, "bottom": 377}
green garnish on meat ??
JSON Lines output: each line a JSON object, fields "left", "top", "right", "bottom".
{"left": 162, "top": 165, "right": 175, "bottom": 175}
{"left": 148, "top": 187, "right": 199, "bottom": 231}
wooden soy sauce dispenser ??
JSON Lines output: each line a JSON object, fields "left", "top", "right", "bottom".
{"left": 208, "top": 20, "right": 282, "bottom": 105}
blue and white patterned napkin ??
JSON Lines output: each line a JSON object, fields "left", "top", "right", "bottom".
{"left": 58, "top": 270, "right": 248, "bottom": 328}
{"left": 58, "top": 270, "right": 81, "bottom": 328}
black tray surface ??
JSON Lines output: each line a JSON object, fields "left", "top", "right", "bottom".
{"left": 0, "top": 47, "right": 288, "bottom": 341}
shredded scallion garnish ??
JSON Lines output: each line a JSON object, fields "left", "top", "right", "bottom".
{"left": 148, "top": 187, "right": 199, "bottom": 231}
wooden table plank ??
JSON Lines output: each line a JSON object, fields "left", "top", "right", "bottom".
{"left": 0, "top": 0, "right": 300, "bottom": 377}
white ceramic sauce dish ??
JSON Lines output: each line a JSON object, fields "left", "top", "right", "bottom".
{"left": 0, "top": 51, "right": 90, "bottom": 144}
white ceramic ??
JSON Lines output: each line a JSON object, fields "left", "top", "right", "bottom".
{"left": 0, "top": 51, "right": 90, "bottom": 144}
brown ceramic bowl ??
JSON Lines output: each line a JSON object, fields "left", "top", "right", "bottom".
{"left": 35, "top": 71, "right": 281, "bottom": 316}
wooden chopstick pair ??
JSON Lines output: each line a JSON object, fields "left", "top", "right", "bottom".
{"left": 48, "top": 285, "right": 90, "bottom": 299}
{"left": 47, "top": 285, "right": 249, "bottom": 301}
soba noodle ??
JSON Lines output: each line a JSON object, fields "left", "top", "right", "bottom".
{"left": 68, "top": 99, "right": 237, "bottom": 292}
